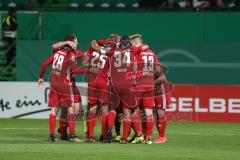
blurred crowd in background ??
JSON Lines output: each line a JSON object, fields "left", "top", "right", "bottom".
{"left": 0, "top": 0, "right": 240, "bottom": 11}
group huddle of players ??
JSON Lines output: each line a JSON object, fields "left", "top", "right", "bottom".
{"left": 38, "top": 33, "right": 172, "bottom": 144}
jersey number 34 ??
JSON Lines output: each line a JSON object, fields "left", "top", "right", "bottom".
{"left": 114, "top": 51, "right": 131, "bottom": 67}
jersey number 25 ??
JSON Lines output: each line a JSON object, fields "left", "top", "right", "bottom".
{"left": 91, "top": 51, "right": 107, "bottom": 69}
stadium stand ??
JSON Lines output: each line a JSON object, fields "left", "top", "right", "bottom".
{"left": 0, "top": 0, "right": 239, "bottom": 10}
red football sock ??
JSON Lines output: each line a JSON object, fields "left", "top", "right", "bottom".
{"left": 87, "top": 112, "right": 96, "bottom": 139}
{"left": 67, "top": 114, "right": 76, "bottom": 135}
{"left": 114, "top": 117, "right": 121, "bottom": 136}
{"left": 123, "top": 118, "right": 131, "bottom": 140}
{"left": 49, "top": 114, "right": 56, "bottom": 135}
{"left": 101, "top": 114, "right": 108, "bottom": 140}
{"left": 146, "top": 115, "right": 154, "bottom": 140}
{"left": 59, "top": 118, "right": 68, "bottom": 136}
{"left": 108, "top": 111, "right": 116, "bottom": 129}
{"left": 157, "top": 116, "right": 167, "bottom": 137}
{"left": 131, "top": 113, "right": 141, "bottom": 136}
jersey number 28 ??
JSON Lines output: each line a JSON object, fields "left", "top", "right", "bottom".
{"left": 53, "top": 53, "right": 64, "bottom": 70}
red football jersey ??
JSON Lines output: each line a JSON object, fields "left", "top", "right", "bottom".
{"left": 39, "top": 48, "right": 77, "bottom": 93}
{"left": 136, "top": 49, "right": 160, "bottom": 85}
{"left": 86, "top": 48, "right": 109, "bottom": 82}
{"left": 109, "top": 46, "right": 142, "bottom": 108}
{"left": 110, "top": 46, "right": 142, "bottom": 84}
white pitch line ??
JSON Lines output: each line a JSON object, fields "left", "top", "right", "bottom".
{"left": 0, "top": 128, "right": 238, "bottom": 136}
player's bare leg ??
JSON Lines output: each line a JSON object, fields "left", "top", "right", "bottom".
{"left": 155, "top": 108, "right": 167, "bottom": 144}
{"left": 86, "top": 105, "right": 97, "bottom": 142}
{"left": 49, "top": 107, "right": 59, "bottom": 142}
{"left": 67, "top": 106, "right": 81, "bottom": 143}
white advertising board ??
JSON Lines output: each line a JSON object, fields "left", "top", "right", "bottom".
{"left": 0, "top": 82, "right": 87, "bottom": 118}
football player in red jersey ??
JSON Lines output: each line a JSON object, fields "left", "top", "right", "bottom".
{"left": 132, "top": 36, "right": 172, "bottom": 144}
{"left": 131, "top": 35, "right": 158, "bottom": 144}
{"left": 131, "top": 35, "right": 172, "bottom": 144}
{"left": 92, "top": 35, "right": 149, "bottom": 144}
{"left": 84, "top": 39, "right": 117, "bottom": 143}
{"left": 106, "top": 34, "right": 123, "bottom": 142}
{"left": 154, "top": 72, "right": 172, "bottom": 144}
{"left": 51, "top": 37, "right": 86, "bottom": 141}
{"left": 52, "top": 38, "right": 116, "bottom": 143}
{"left": 38, "top": 34, "right": 85, "bottom": 142}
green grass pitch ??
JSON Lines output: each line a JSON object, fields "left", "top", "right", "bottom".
{"left": 0, "top": 119, "right": 240, "bottom": 160}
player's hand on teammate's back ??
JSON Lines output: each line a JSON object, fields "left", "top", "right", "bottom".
{"left": 38, "top": 78, "right": 44, "bottom": 89}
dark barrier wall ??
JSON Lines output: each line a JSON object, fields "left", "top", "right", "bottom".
{"left": 16, "top": 12, "right": 240, "bottom": 84}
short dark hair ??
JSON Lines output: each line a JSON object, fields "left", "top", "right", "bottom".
{"left": 64, "top": 34, "right": 77, "bottom": 42}
{"left": 62, "top": 34, "right": 78, "bottom": 52}
{"left": 120, "top": 35, "right": 130, "bottom": 41}
{"left": 119, "top": 35, "right": 132, "bottom": 50}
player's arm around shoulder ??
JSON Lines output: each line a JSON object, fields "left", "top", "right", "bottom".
{"left": 52, "top": 41, "right": 74, "bottom": 50}
{"left": 91, "top": 40, "right": 107, "bottom": 54}
{"left": 91, "top": 40, "right": 115, "bottom": 56}
{"left": 91, "top": 40, "right": 101, "bottom": 52}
